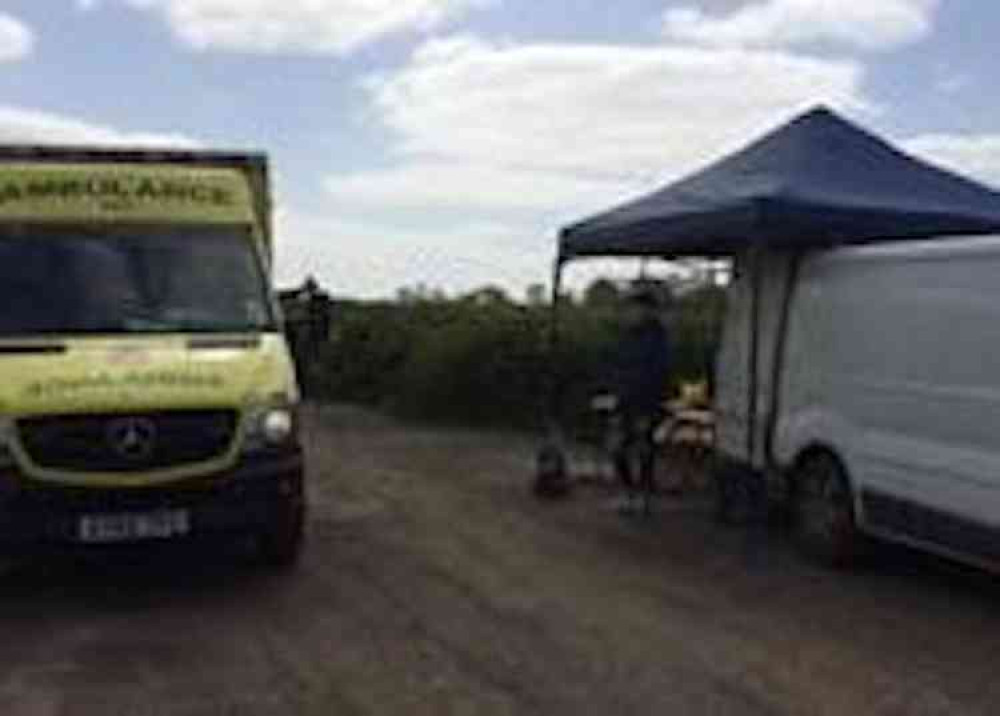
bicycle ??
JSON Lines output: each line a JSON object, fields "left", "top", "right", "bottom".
{"left": 594, "top": 391, "right": 715, "bottom": 517}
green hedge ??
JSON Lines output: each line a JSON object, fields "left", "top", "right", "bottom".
{"left": 301, "top": 285, "right": 725, "bottom": 429}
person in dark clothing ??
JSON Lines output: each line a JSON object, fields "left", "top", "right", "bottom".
{"left": 612, "top": 289, "right": 672, "bottom": 514}
{"left": 288, "top": 276, "right": 332, "bottom": 397}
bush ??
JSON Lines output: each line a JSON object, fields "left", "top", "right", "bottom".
{"left": 392, "top": 302, "right": 547, "bottom": 427}
{"left": 303, "top": 283, "right": 725, "bottom": 429}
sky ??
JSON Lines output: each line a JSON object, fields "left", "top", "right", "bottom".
{"left": 0, "top": 1, "right": 997, "bottom": 298}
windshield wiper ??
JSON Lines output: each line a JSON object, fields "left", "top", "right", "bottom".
{"left": 0, "top": 320, "right": 276, "bottom": 337}
{"left": 187, "top": 336, "right": 262, "bottom": 350}
{"left": 0, "top": 343, "right": 67, "bottom": 355}
{"left": 162, "top": 320, "right": 276, "bottom": 333}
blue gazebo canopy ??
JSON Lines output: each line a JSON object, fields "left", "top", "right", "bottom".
{"left": 559, "top": 107, "right": 1000, "bottom": 260}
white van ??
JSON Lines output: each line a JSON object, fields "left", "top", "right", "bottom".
{"left": 716, "top": 236, "right": 1000, "bottom": 569}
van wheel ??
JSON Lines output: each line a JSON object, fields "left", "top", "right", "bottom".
{"left": 793, "top": 452, "right": 859, "bottom": 568}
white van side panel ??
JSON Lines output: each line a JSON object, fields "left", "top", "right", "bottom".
{"left": 777, "top": 237, "right": 1000, "bottom": 546}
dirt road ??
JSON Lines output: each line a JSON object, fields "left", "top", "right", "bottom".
{"left": 1, "top": 405, "right": 999, "bottom": 716}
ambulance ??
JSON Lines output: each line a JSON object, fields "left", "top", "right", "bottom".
{"left": 0, "top": 146, "right": 304, "bottom": 567}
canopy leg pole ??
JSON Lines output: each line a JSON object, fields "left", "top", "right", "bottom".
{"left": 546, "top": 257, "right": 566, "bottom": 434}
{"left": 534, "top": 257, "right": 571, "bottom": 498}
{"left": 764, "top": 251, "right": 805, "bottom": 469}
{"left": 746, "top": 248, "right": 763, "bottom": 468}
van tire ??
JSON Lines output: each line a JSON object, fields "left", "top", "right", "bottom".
{"left": 793, "top": 451, "right": 859, "bottom": 568}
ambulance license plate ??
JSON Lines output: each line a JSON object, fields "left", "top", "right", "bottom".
{"left": 78, "top": 510, "right": 191, "bottom": 543}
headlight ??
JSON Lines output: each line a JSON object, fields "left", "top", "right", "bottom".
{"left": 262, "top": 409, "right": 294, "bottom": 443}
{"left": 243, "top": 405, "right": 299, "bottom": 452}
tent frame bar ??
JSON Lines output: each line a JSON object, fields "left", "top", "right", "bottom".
{"left": 763, "top": 252, "right": 805, "bottom": 470}
{"left": 745, "top": 249, "right": 762, "bottom": 464}
{"left": 546, "top": 256, "right": 567, "bottom": 434}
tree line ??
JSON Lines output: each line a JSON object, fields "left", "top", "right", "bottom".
{"left": 281, "top": 278, "right": 726, "bottom": 430}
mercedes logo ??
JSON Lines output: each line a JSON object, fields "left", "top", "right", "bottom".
{"left": 106, "top": 417, "right": 157, "bottom": 461}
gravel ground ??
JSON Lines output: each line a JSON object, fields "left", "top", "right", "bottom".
{"left": 0, "top": 403, "right": 999, "bottom": 716}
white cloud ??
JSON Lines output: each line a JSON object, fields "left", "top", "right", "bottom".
{"left": 662, "top": 0, "right": 939, "bottom": 52}
{"left": 275, "top": 209, "right": 548, "bottom": 298}
{"left": 903, "top": 133, "right": 1000, "bottom": 188}
{"left": 0, "top": 105, "right": 199, "bottom": 147}
{"left": 276, "top": 207, "right": 690, "bottom": 298}
{"left": 326, "top": 36, "right": 866, "bottom": 221}
{"left": 324, "top": 161, "right": 637, "bottom": 215}
{"left": 313, "top": 36, "right": 869, "bottom": 295}
{"left": 0, "top": 14, "right": 34, "bottom": 62}
{"left": 100, "top": 0, "right": 486, "bottom": 55}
